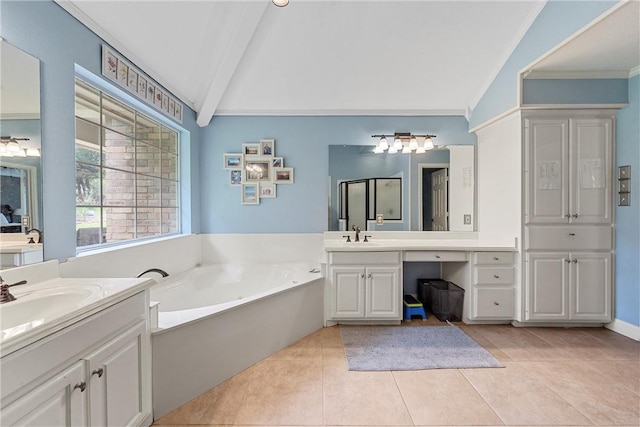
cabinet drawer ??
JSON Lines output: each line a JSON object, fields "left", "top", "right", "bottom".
{"left": 404, "top": 251, "right": 467, "bottom": 262}
{"left": 330, "top": 251, "right": 400, "bottom": 265}
{"left": 526, "top": 226, "right": 611, "bottom": 251}
{"left": 474, "top": 288, "right": 514, "bottom": 319}
{"left": 474, "top": 252, "right": 514, "bottom": 265}
{"left": 474, "top": 267, "right": 515, "bottom": 285}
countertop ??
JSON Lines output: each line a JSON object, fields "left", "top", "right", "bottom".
{"left": 324, "top": 238, "right": 517, "bottom": 252}
{"left": 0, "top": 243, "right": 43, "bottom": 254}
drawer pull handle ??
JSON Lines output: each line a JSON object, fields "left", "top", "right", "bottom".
{"left": 493, "top": 302, "right": 500, "bottom": 306}
{"left": 572, "top": 213, "right": 579, "bottom": 218}
{"left": 493, "top": 274, "right": 500, "bottom": 279}
{"left": 493, "top": 257, "right": 499, "bottom": 261}
{"left": 435, "top": 255, "right": 441, "bottom": 259}
{"left": 92, "top": 368, "right": 104, "bottom": 378}
{"left": 73, "top": 382, "right": 86, "bottom": 392}
{"left": 568, "top": 233, "right": 576, "bottom": 236}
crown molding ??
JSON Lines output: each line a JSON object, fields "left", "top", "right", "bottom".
{"left": 525, "top": 70, "right": 632, "bottom": 79}
{"left": 630, "top": 65, "right": 640, "bottom": 78}
{"left": 212, "top": 108, "right": 467, "bottom": 117}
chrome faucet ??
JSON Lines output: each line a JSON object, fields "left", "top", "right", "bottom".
{"left": 25, "top": 228, "right": 43, "bottom": 244}
{"left": 352, "top": 225, "right": 361, "bottom": 242}
{"left": 136, "top": 268, "right": 169, "bottom": 278}
{"left": 0, "top": 276, "right": 28, "bottom": 303}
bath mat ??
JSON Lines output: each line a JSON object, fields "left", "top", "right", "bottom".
{"left": 340, "top": 325, "right": 503, "bottom": 371}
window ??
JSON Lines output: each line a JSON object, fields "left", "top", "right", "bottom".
{"left": 75, "top": 78, "right": 180, "bottom": 249}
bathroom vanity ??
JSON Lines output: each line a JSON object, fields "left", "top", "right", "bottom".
{"left": 323, "top": 233, "right": 517, "bottom": 325}
{"left": 0, "top": 266, "right": 154, "bottom": 427}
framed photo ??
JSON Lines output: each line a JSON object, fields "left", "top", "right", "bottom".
{"left": 127, "top": 69, "right": 138, "bottom": 92}
{"left": 117, "top": 59, "right": 128, "bottom": 86}
{"left": 174, "top": 103, "right": 182, "bottom": 121}
{"left": 274, "top": 167, "right": 294, "bottom": 184}
{"left": 242, "top": 143, "right": 260, "bottom": 157}
{"left": 230, "top": 170, "right": 242, "bottom": 186}
{"left": 102, "top": 46, "right": 118, "bottom": 80}
{"left": 223, "top": 153, "right": 243, "bottom": 170}
{"left": 260, "top": 182, "right": 276, "bottom": 198}
{"left": 260, "top": 139, "right": 275, "bottom": 156}
{"left": 146, "top": 83, "right": 155, "bottom": 102}
{"left": 242, "top": 184, "right": 259, "bottom": 205}
{"left": 618, "top": 165, "right": 631, "bottom": 179}
{"left": 273, "top": 157, "right": 283, "bottom": 168}
{"left": 244, "top": 157, "right": 272, "bottom": 182}
{"left": 162, "top": 93, "right": 169, "bottom": 112}
{"left": 169, "top": 98, "right": 176, "bottom": 116}
{"left": 154, "top": 87, "right": 164, "bottom": 107}
{"left": 137, "top": 76, "right": 147, "bottom": 97}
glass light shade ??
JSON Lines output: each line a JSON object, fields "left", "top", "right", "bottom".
{"left": 424, "top": 137, "right": 434, "bottom": 150}
{"left": 26, "top": 147, "right": 41, "bottom": 157}
{"left": 415, "top": 146, "right": 426, "bottom": 154}
{"left": 379, "top": 137, "right": 388, "bottom": 150}
{"left": 273, "top": 0, "right": 289, "bottom": 6}
{"left": 14, "top": 149, "right": 27, "bottom": 157}
{"left": 0, "top": 151, "right": 13, "bottom": 157}
{"left": 388, "top": 146, "right": 398, "bottom": 154}
{"left": 7, "top": 141, "right": 20, "bottom": 152}
{"left": 373, "top": 146, "right": 384, "bottom": 154}
{"left": 0, "top": 144, "right": 6, "bottom": 154}
{"left": 409, "top": 137, "right": 418, "bottom": 150}
{"left": 393, "top": 137, "right": 403, "bottom": 150}
{"left": 402, "top": 146, "right": 411, "bottom": 154}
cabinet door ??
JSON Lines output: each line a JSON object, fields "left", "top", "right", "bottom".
{"left": 365, "top": 266, "right": 401, "bottom": 318}
{"left": 525, "top": 118, "right": 570, "bottom": 224}
{"left": 570, "top": 118, "right": 613, "bottom": 224}
{"left": 330, "top": 267, "right": 365, "bottom": 318}
{"left": 86, "top": 321, "right": 148, "bottom": 427}
{"left": 525, "top": 253, "right": 569, "bottom": 321}
{"left": 1, "top": 360, "right": 88, "bottom": 427}
{"left": 571, "top": 253, "right": 611, "bottom": 321}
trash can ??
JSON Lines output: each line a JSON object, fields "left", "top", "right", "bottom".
{"left": 429, "top": 281, "right": 464, "bottom": 322}
{"left": 417, "top": 278, "right": 448, "bottom": 313}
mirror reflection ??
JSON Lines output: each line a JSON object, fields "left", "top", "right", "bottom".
{"left": 0, "top": 39, "right": 44, "bottom": 268}
{"left": 329, "top": 145, "right": 474, "bottom": 232}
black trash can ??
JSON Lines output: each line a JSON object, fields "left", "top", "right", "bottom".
{"left": 417, "top": 278, "right": 448, "bottom": 313}
{"left": 429, "top": 281, "right": 464, "bottom": 322}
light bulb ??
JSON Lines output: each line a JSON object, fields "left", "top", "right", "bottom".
{"left": 388, "top": 146, "right": 398, "bottom": 154}
{"left": 272, "top": 0, "right": 289, "bottom": 6}
{"left": 379, "top": 137, "right": 388, "bottom": 150}
{"left": 415, "top": 146, "right": 426, "bottom": 154}
{"left": 7, "top": 141, "right": 20, "bottom": 152}
{"left": 0, "top": 144, "right": 6, "bottom": 154}
{"left": 14, "top": 149, "right": 27, "bottom": 157}
{"left": 402, "top": 146, "right": 411, "bottom": 154}
{"left": 424, "top": 137, "right": 434, "bottom": 150}
{"left": 393, "top": 137, "right": 403, "bottom": 150}
{"left": 373, "top": 146, "right": 384, "bottom": 154}
{"left": 409, "top": 137, "right": 418, "bottom": 150}
{"left": 26, "top": 147, "right": 41, "bottom": 157}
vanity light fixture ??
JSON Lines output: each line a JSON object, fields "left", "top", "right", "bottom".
{"left": 273, "top": 0, "right": 289, "bottom": 6}
{"left": 372, "top": 132, "right": 437, "bottom": 154}
{"left": 0, "top": 136, "right": 40, "bottom": 157}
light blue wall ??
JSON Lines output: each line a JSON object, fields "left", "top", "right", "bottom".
{"left": 470, "top": 0, "right": 619, "bottom": 129}
{"left": 615, "top": 75, "right": 640, "bottom": 327}
{"left": 522, "top": 78, "right": 628, "bottom": 105}
{"left": 1, "top": 0, "right": 201, "bottom": 262}
{"left": 201, "top": 116, "right": 474, "bottom": 233}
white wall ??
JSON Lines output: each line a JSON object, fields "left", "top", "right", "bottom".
{"left": 448, "top": 145, "right": 475, "bottom": 232}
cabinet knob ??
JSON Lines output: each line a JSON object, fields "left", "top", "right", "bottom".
{"left": 565, "top": 259, "right": 572, "bottom": 263}
{"left": 435, "top": 255, "right": 441, "bottom": 259}
{"left": 92, "top": 368, "right": 104, "bottom": 378}
{"left": 565, "top": 214, "right": 571, "bottom": 218}
{"left": 572, "top": 213, "right": 579, "bottom": 218}
{"left": 367, "top": 273, "right": 372, "bottom": 279}
{"left": 493, "top": 274, "right": 500, "bottom": 279}
{"left": 572, "top": 259, "right": 578, "bottom": 263}
{"left": 361, "top": 273, "right": 365, "bottom": 279}
{"left": 493, "top": 257, "right": 499, "bottom": 261}
{"left": 493, "top": 302, "right": 500, "bottom": 306}
{"left": 73, "top": 382, "right": 86, "bottom": 392}
{"left": 568, "top": 233, "right": 576, "bottom": 236}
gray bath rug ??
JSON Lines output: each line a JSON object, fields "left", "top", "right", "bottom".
{"left": 340, "top": 325, "right": 503, "bottom": 371}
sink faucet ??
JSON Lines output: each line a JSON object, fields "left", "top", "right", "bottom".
{"left": 0, "top": 276, "right": 28, "bottom": 303}
{"left": 136, "top": 268, "right": 169, "bottom": 278}
{"left": 25, "top": 228, "right": 43, "bottom": 244}
{"left": 352, "top": 225, "right": 361, "bottom": 242}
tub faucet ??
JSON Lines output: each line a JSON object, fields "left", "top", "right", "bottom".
{"left": 0, "top": 275, "right": 28, "bottom": 303}
{"left": 136, "top": 268, "right": 169, "bottom": 278}
{"left": 352, "top": 225, "right": 361, "bottom": 242}
{"left": 25, "top": 228, "right": 43, "bottom": 244}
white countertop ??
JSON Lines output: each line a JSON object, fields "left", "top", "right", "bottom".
{"left": 0, "top": 243, "right": 43, "bottom": 254}
{"left": 0, "top": 276, "right": 154, "bottom": 357}
{"left": 323, "top": 233, "right": 517, "bottom": 252}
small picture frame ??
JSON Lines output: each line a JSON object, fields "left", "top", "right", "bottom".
{"left": 137, "top": 76, "right": 147, "bottom": 97}
{"left": 162, "top": 93, "right": 169, "bottom": 112}
{"left": 154, "top": 87, "right": 164, "bottom": 108}
{"left": 242, "top": 143, "right": 260, "bottom": 157}
{"left": 618, "top": 179, "right": 630, "bottom": 193}
{"left": 273, "top": 157, "right": 283, "bottom": 168}
{"left": 244, "top": 157, "right": 272, "bottom": 182}
{"left": 174, "top": 103, "right": 182, "bottom": 120}
{"left": 169, "top": 98, "right": 176, "bottom": 116}
{"left": 230, "top": 170, "right": 242, "bottom": 186}
{"left": 102, "top": 47, "right": 118, "bottom": 80}
{"left": 618, "top": 165, "right": 631, "bottom": 179}
{"left": 127, "top": 69, "right": 138, "bottom": 92}
{"left": 117, "top": 60, "right": 128, "bottom": 86}
{"left": 223, "top": 153, "right": 243, "bottom": 170}
{"left": 242, "top": 184, "right": 259, "bottom": 205}
{"left": 260, "top": 182, "right": 276, "bottom": 198}
{"left": 274, "top": 167, "right": 294, "bottom": 184}
{"left": 260, "top": 139, "right": 275, "bottom": 156}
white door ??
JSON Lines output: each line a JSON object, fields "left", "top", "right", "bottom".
{"left": 331, "top": 267, "right": 365, "bottom": 318}
{"left": 570, "top": 118, "right": 613, "bottom": 224}
{"left": 526, "top": 252, "right": 569, "bottom": 321}
{"left": 366, "top": 266, "right": 401, "bottom": 318}
{"left": 571, "top": 253, "right": 611, "bottom": 321}
{"left": 526, "top": 118, "right": 570, "bottom": 224}
{"left": 432, "top": 168, "right": 448, "bottom": 231}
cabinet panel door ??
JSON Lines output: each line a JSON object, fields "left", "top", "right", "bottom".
{"left": 570, "top": 118, "right": 613, "bottom": 224}
{"left": 526, "top": 119, "right": 570, "bottom": 224}
{"left": 331, "top": 267, "right": 365, "bottom": 318}
{"left": 366, "top": 266, "right": 401, "bottom": 318}
{"left": 526, "top": 253, "right": 569, "bottom": 320}
{"left": 571, "top": 253, "right": 611, "bottom": 321}
{"left": 1, "top": 360, "right": 87, "bottom": 427}
{"left": 86, "top": 321, "right": 147, "bottom": 427}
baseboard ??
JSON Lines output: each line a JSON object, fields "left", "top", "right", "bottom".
{"left": 606, "top": 318, "right": 640, "bottom": 341}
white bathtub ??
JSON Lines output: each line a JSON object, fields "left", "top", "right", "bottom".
{"left": 150, "top": 262, "right": 324, "bottom": 418}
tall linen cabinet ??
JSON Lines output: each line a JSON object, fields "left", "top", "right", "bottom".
{"left": 476, "top": 109, "right": 615, "bottom": 324}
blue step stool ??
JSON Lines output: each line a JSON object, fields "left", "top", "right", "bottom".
{"left": 403, "top": 294, "right": 427, "bottom": 320}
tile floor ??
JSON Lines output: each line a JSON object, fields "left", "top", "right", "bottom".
{"left": 153, "top": 319, "right": 640, "bottom": 427}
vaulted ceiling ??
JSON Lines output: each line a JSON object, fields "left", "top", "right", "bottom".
{"left": 56, "top": 1, "right": 597, "bottom": 127}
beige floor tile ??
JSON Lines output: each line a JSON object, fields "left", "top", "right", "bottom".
{"left": 525, "top": 327, "right": 627, "bottom": 360}
{"left": 233, "top": 358, "right": 323, "bottom": 426}
{"left": 580, "top": 328, "right": 640, "bottom": 360}
{"left": 323, "top": 370, "right": 413, "bottom": 426}
{"left": 584, "top": 359, "right": 640, "bottom": 395}
{"left": 524, "top": 360, "right": 640, "bottom": 426}
{"left": 461, "top": 361, "right": 593, "bottom": 426}
{"left": 459, "top": 325, "right": 514, "bottom": 363}
{"left": 393, "top": 369, "right": 503, "bottom": 426}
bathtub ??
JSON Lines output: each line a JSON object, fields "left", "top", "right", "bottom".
{"left": 150, "top": 262, "right": 324, "bottom": 418}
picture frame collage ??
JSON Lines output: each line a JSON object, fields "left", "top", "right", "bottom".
{"left": 223, "top": 139, "right": 294, "bottom": 205}
{"left": 101, "top": 45, "right": 183, "bottom": 123}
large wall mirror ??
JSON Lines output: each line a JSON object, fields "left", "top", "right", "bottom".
{"left": 329, "top": 145, "right": 475, "bottom": 232}
{"left": 0, "top": 39, "right": 44, "bottom": 268}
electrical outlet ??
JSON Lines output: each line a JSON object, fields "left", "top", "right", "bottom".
{"left": 21, "top": 216, "right": 30, "bottom": 228}
{"left": 376, "top": 214, "right": 384, "bottom": 225}
{"left": 463, "top": 214, "right": 471, "bottom": 225}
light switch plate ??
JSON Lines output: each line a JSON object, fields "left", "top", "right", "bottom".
{"left": 618, "top": 165, "right": 631, "bottom": 179}
{"left": 463, "top": 214, "right": 472, "bottom": 225}
{"left": 619, "top": 192, "right": 631, "bottom": 206}
{"left": 619, "top": 179, "right": 630, "bottom": 193}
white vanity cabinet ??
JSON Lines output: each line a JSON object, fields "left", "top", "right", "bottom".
{"left": 0, "top": 291, "right": 152, "bottom": 427}
{"left": 328, "top": 251, "right": 402, "bottom": 321}
{"left": 469, "top": 251, "right": 515, "bottom": 320}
